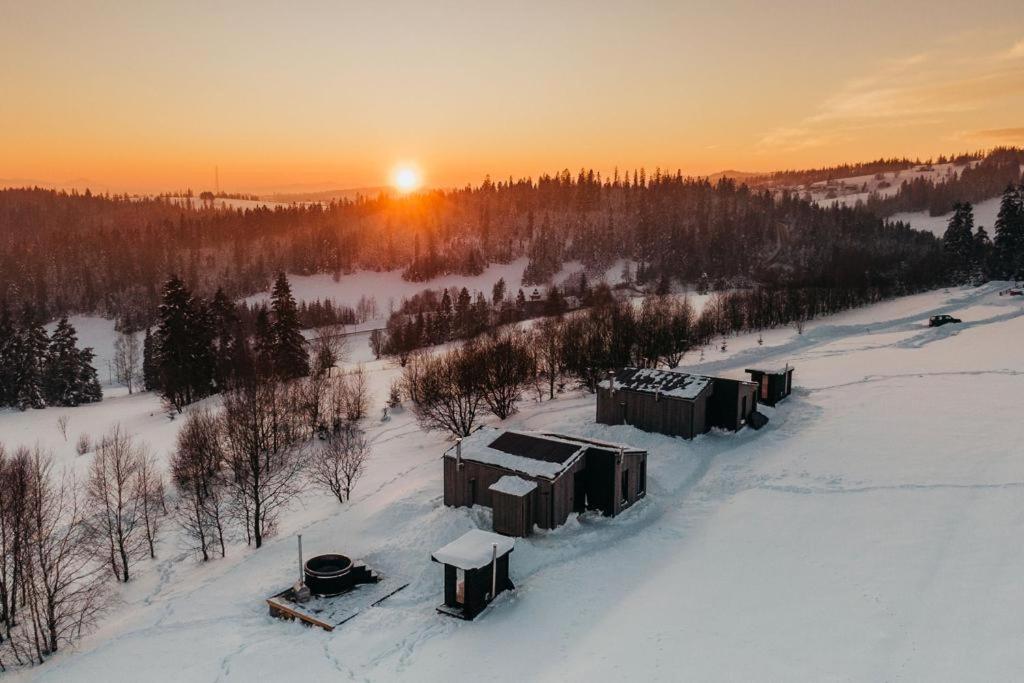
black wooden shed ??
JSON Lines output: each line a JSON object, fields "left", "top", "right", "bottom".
{"left": 432, "top": 529, "right": 515, "bottom": 620}
{"left": 745, "top": 365, "right": 795, "bottom": 406}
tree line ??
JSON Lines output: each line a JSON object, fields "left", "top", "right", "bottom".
{"left": 402, "top": 280, "right": 892, "bottom": 438}
{"left": 1, "top": 152, "right": 960, "bottom": 327}
{"left": 941, "top": 184, "right": 1024, "bottom": 283}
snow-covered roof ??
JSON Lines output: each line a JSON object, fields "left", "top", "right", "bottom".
{"left": 445, "top": 428, "right": 589, "bottom": 479}
{"left": 599, "top": 367, "right": 713, "bottom": 400}
{"left": 432, "top": 529, "right": 515, "bottom": 570}
{"left": 489, "top": 475, "right": 538, "bottom": 497}
{"left": 745, "top": 365, "right": 794, "bottom": 375}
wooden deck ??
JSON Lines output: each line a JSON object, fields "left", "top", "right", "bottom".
{"left": 267, "top": 577, "right": 409, "bottom": 631}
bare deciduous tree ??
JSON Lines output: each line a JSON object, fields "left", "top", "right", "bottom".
{"left": 477, "top": 331, "right": 533, "bottom": 419}
{"left": 220, "top": 379, "right": 307, "bottom": 549}
{"left": 112, "top": 331, "right": 142, "bottom": 394}
{"left": 310, "top": 325, "right": 347, "bottom": 376}
{"left": 134, "top": 450, "right": 165, "bottom": 560}
{"left": 343, "top": 365, "right": 369, "bottom": 423}
{"left": 404, "top": 346, "right": 485, "bottom": 437}
{"left": 87, "top": 426, "right": 147, "bottom": 582}
{"left": 310, "top": 427, "right": 369, "bottom": 503}
{"left": 75, "top": 433, "right": 91, "bottom": 456}
{"left": 56, "top": 416, "right": 70, "bottom": 441}
{"left": 171, "top": 409, "right": 229, "bottom": 561}
{"left": 534, "top": 317, "right": 564, "bottom": 400}
{"left": 5, "top": 447, "right": 105, "bottom": 665}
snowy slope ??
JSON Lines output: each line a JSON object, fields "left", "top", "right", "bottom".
{"left": 4, "top": 283, "right": 1024, "bottom": 681}
{"left": 891, "top": 195, "right": 1003, "bottom": 237}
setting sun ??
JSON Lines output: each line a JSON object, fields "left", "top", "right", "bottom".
{"left": 393, "top": 165, "right": 421, "bottom": 193}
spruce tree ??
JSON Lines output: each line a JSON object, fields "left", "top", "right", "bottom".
{"left": 44, "top": 317, "right": 84, "bottom": 406}
{"left": 155, "top": 275, "right": 215, "bottom": 411}
{"left": 14, "top": 307, "right": 48, "bottom": 410}
{"left": 75, "top": 346, "right": 103, "bottom": 404}
{"left": 942, "top": 203, "right": 976, "bottom": 283}
{"left": 0, "top": 303, "right": 15, "bottom": 406}
{"left": 269, "top": 273, "right": 309, "bottom": 378}
{"left": 253, "top": 306, "right": 275, "bottom": 375}
{"left": 994, "top": 185, "right": 1024, "bottom": 279}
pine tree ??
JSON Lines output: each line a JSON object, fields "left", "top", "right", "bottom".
{"left": 155, "top": 275, "right": 215, "bottom": 411}
{"left": 269, "top": 272, "right": 309, "bottom": 379}
{"left": 44, "top": 317, "right": 85, "bottom": 406}
{"left": 14, "top": 307, "right": 48, "bottom": 410}
{"left": 994, "top": 185, "right": 1024, "bottom": 279}
{"left": 942, "top": 203, "right": 976, "bottom": 283}
{"left": 0, "top": 303, "right": 15, "bottom": 406}
{"left": 75, "top": 345, "right": 103, "bottom": 404}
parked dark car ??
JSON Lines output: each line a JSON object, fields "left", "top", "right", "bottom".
{"left": 928, "top": 314, "right": 962, "bottom": 327}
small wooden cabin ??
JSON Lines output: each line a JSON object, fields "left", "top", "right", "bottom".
{"left": 432, "top": 529, "right": 515, "bottom": 620}
{"left": 597, "top": 368, "right": 760, "bottom": 438}
{"left": 745, "top": 365, "right": 794, "bottom": 406}
{"left": 444, "top": 429, "right": 647, "bottom": 536}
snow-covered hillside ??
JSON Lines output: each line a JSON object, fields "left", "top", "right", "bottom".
{"left": 4, "top": 283, "right": 1024, "bottom": 681}
{"left": 891, "top": 195, "right": 1003, "bottom": 237}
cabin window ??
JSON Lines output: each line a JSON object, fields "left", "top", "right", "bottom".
{"left": 638, "top": 461, "right": 646, "bottom": 496}
{"left": 761, "top": 376, "right": 769, "bottom": 400}
{"left": 468, "top": 479, "right": 477, "bottom": 506}
{"left": 621, "top": 469, "right": 629, "bottom": 504}
{"left": 741, "top": 395, "right": 747, "bottom": 420}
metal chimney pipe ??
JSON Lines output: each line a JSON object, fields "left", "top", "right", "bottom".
{"left": 490, "top": 543, "right": 498, "bottom": 600}
{"left": 298, "top": 534, "right": 304, "bottom": 586}
{"left": 456, "top": 438, "right": 463, "bottom": 468}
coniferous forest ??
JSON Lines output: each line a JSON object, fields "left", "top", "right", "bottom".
{"left": 1, "top": 166, "right": 956, "bottom": 328}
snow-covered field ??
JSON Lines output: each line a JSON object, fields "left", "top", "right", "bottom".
{"left": 244, "top": 258, "right": 630, "bottom": 313}
{"left": 891, "top": 195, "right": 1003, "bottom": 237}
{"left": 4, "top": 282, "right": 1024, "bottom": 681}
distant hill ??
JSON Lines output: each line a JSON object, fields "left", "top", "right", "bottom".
{"left": 265, "top": 186, "right": 393, "bottom": 203}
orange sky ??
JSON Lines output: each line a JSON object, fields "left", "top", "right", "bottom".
{"left": 2, "top": 1, "right": 1023, "bottom": 194}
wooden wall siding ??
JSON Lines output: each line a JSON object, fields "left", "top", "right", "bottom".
{"left": 492, "top": 491, "right": 533, "bottom": 537}
{"left": 598, "top": 387, "right": 708, "bottom": 439}
{"left": 707, "top": 379, "right": 759, "bottom": 431}
{"left": 444, "top": 443, "right": 648, "bottom": 535}
{"left": 747, "top": 369, "right": 793, "bottom": 406}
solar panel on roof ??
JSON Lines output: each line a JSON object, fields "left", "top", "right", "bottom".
{"left": 488, "top": 432, "right": 580, "bottom": 464}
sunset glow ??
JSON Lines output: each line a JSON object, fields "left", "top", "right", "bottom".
{"left": 0, "top": 2, "right": 1022, "bottom": 194}
{"left": 393, "top": 166, "right": 421, "bottom": 193}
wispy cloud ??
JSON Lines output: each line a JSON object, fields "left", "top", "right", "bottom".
{"left": 962, "top": 127, "right": 1024, "bottom": 144}
{"left": 758, "top": 37, "right": 1024, "bottom": 153}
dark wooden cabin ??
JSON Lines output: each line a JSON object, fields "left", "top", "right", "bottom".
{"left": 745, "top": 365, "right": 794, "bottom": 406}
{"left": 443, "top": 429, "right": 647, "bottom": 536}
{"left": 432, "top": 529, "right": 514, "bottom": 620}
{"left": 597, "top": 367, "right": 760, "bottom": 438}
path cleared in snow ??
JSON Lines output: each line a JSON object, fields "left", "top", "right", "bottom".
{"left": 4, "top": 282, "right": 1024, "bottom": 681}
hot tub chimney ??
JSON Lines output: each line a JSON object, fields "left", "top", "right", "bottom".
{"left": 490, "top": 542, "right": 498, "bottom": 600}
{"left": 294, "top": 534, "right": 311, "bottom": 603}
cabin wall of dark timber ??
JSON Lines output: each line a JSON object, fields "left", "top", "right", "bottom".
{"left": 585, "top": 447, "right": 648, "bottom": 516}
{"left": 443, "top": 457, "right": 584, "bottom": 530}
{"left": 442, "top": 553, "right": 513, "bottom": 620}
{"left": 597, "top": 386, "right": 709, "bottom": 439}
{"left": 707, "top": 379, "right": 759, "bottom": 431}
{"left": 747, "top": 369, "right": 794, "bottom": 406}
{"left": 491, "top": 490, "right": 534, "bottom": 537}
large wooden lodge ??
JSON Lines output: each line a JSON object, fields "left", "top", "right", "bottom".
{"left": 443, "top": 428, "right": 647, "bottom": 537}
{"left": 596, "top": 367, "right": 764, "bottom": 439}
